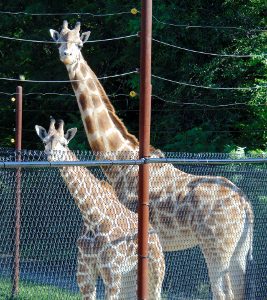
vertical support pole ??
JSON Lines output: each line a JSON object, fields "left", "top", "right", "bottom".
{"left": 138, "top": 1, "right": 152, "bottom": 299}
{"left": 11, "top": 86, "right": 22, "bottom": 298}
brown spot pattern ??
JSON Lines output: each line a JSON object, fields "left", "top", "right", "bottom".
{"left": 99, "top": 220, "right": 112, "bottom": 234}
{"left": 79, "top": 93, "right": 91, "bottom": 110}
{"left": 84, "top": 116, "right": 97, "bottom": 135}
{"left": 107, "top": 132, "right": 124, "bottom": 151}
{"left": 71, "top": 80, "right": 78, "bottom": 91}
{"left": 157, "top": 197, "right": 176, "bottom": 214}
{"left": 91, "top": 94, "right": 103, "bottom": 107}
{"left": 176, "top": 206, "right": 193, "bottom": 226}
{"left": 80, "top": 63, "right": 89, "bottom": 78}
{"left": 90, "top": 138, "right": 106, "bottom": 151}
{"left": 87, "top": 79, "right": 97, "bottom": 91}
{"left": 98, "top": 114, "right": 113, "bottom": 133}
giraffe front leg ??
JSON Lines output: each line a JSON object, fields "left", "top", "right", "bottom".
{"left": 77, "top": 246, "right": 98, "bottom": 300}
{"left": 148, "top": 238, "right": 165, "bottom": 300}
{"left": 223, "top": 273, "right": 234, "bottom": 300}
{"left": 100, "top": 267, "right": 122, "bottom": 300}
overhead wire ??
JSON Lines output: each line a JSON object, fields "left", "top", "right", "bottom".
{"left": 0, "top": 91, "right": 75, "bottom": 97}
{"left": 2, "top": 91, "right": 263, "bottom": 108}
{"left": 1, "top": 9, "right": 265, "bottom": 32}
{"left": 152, "top": 38, "right": 266, "bottom": 58}
{"left": 0, "top": 92, "right": 267, "bottom": 108}
{"left": 152, "top": 15, "right": 267, "bottom": 32}
{"left": 0, "top": 70, "right": 138, "bottom": 83}
{"left": 0, "top": 33, "right": 138, "bottom": 44}
{"left": 0, "top": 10, "right": 135, "bottom": 17}
{"left": 151, "top": 94, "right": 267, "bottom": 107}
{"left": 1, "top": 126, "right": 267, "bottom": 133}
{"left": 0, "top": 71, "right": 264, "bottom": 91}
{"left": 152, "top": 74, "right": 266, "bottom": 90}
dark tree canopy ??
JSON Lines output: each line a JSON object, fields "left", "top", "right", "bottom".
{"left": 0, "top": 0, "right": 266, "bottom": 153}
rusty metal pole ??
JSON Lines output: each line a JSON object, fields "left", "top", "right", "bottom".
{"left": 138, "top": 0, "right": 152, "bottom": 299}
{"left": 11, "top": 86, "right": 22, "bottom": 298}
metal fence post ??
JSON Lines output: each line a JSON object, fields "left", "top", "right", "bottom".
{"left": 11, "top": 86, "right": 23, "bottom": 298}
{"left": 138, "top": 0, "right": 152, "bottom": 299}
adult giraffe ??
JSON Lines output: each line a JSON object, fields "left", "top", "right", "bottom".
{"left": 50, "top": 21, "right": 254, "bottom": 299}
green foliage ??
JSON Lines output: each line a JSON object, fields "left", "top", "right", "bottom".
{"left": 0, "top": 0, "right": 266, "bottom": 152}
{"left": 164, "top": 127, "right": 229, "bottom": 152}
{"left": 0, "top": 278, "right": 81, "bottom": 299}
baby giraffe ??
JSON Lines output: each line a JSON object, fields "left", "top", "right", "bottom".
{"left": 35, "top": 117, "right": 165, "bottom": 300}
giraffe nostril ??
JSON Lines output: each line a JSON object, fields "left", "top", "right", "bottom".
{"left": 64, "top": 50, "right": 72, "bottom": 56}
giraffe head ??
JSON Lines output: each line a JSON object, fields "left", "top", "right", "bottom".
{"left": 50, "top": 20, "right": 91, "bottom": 65}
{"left": 35, "top": 117, "right": 77, "bottom": 161}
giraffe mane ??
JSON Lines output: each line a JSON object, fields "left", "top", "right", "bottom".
{"left": 98, "top": 83, "right": 158, "bottom": 152}
{"left": 90, "top": 71, "right": 140, "bottom": 149}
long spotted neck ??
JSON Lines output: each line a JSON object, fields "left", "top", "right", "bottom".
{"left": 59, "top": 151, "right": 105, "bottom": 221}
{"left": 67, "top": 56, "right": 139, "bottom": 152}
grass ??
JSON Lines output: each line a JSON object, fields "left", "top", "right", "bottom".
{"left": 0, "top": 278, "right": 81, "bottom": 300}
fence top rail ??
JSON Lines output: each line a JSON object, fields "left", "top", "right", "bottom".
{"left": 147, "top": 157, "right": 267, "bottom": 165}
{"left": 0, "top": 159, "right": 144, "bottom": 169}
{"left": 1, "top": 157, "right": 267, "bottom": 168}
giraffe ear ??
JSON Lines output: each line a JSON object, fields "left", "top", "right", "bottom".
{"left": 80, "top": 31, "right": 91, "bottom": 43}
{"left": 35, "top": 125, "right": 48, "bottom": 141}
{"left": 49, "top": 29, "right": 60, "bottom": 42}
{"left": 65, "top": 128, "right": 77, "bottom": 143}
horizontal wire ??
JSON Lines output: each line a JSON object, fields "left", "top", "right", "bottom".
{"left": 1, "top": 126, "right": 267, "bottom": 133}
{"left": 153, "top": 38, "right": 266, "bottom": 58}
{"left": 1, "top": 89, "right": 260, "bottom": 107}
{"left": 0, "top": 10, "right": 264, "bottom": 31}
{"left": 0, "top": 107, "right": 256, "bottom": 115}
{"left": 3, "top": 91, "right": 98, "bottom": 97}
{"left": 0, "top": 91, "right": 75, "bottom": 97}
{"left": 0, "top": 106, "right": 264, "bottom": 114}
{"left": 152, "top": 94, "right": 267, "bottom": 107}
{"left": 1, "top": 71, "right": 264, "bottom": 90}
{"left": 0, "top": 91, "right": 130, "bottom": 99}
{"left": 0, "top": 33, "right": 138, "bottom": 44}
{"left": 152, "top": 15, "right": 267, "bottom": 32}
{"left": 0, "top": 107, "right": 132, "bottom": 115}
{"left": 0, "top": 70, "right": 138, "bottom": 83}
{"left": 0, "top": 106, "right": 262, "bottom": 114}
{"left": 152, "top": 74, "right": 266, "bottom": 90}
{"left": 0, "top": 91, "right": 255, "bottom": 102}
{"left": 0, "top": 10, "right": 133, "bottom": 17}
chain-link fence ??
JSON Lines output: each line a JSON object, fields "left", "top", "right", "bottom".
{"left": 0, "top": 148, "right": 266, "bottom": 299}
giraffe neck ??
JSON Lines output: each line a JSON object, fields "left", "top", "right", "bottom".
{"left": 58, "top": 151, "right": 104, "bottom": 223}
{"left": 67, "top": 57, "right": 139, "bottom": 153}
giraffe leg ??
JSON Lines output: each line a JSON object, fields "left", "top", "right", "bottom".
{"left": 228, "top": 216, "right": 252, "bottom": 300}
{"left": 100, "top": 267, "right": 122, "bottom": 300}
{"left": 148, "top": 238, "right": 165, "bottom": 300}
{"left": 201, "top": 245, "right": 234, "bottom": 300}
{"left": 223, "top": 273, "right": 234, "bottom": 300}
{"left": 76, "top": 246, "right": 98, "bottom": 300}
{"left": 205, "top": 259, "right": 230, "bottom": 300}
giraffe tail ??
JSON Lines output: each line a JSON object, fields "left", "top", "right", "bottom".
{"left": 244, "top": 201, "right": 255, "bottom": 300}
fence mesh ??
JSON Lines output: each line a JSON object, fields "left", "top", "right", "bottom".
{"left": 0, "top": 148, "right": 266, "bottom": 299}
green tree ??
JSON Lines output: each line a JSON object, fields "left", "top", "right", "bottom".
{"left": 0, "top": 0, "right": 266, "bottom": 152}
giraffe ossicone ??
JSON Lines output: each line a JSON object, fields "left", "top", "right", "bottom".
{"left": 50, "top": 21, "right": 255, "bottom": 300}
{"left": 35, "top": 117, "right": 165, "bottom": 300}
